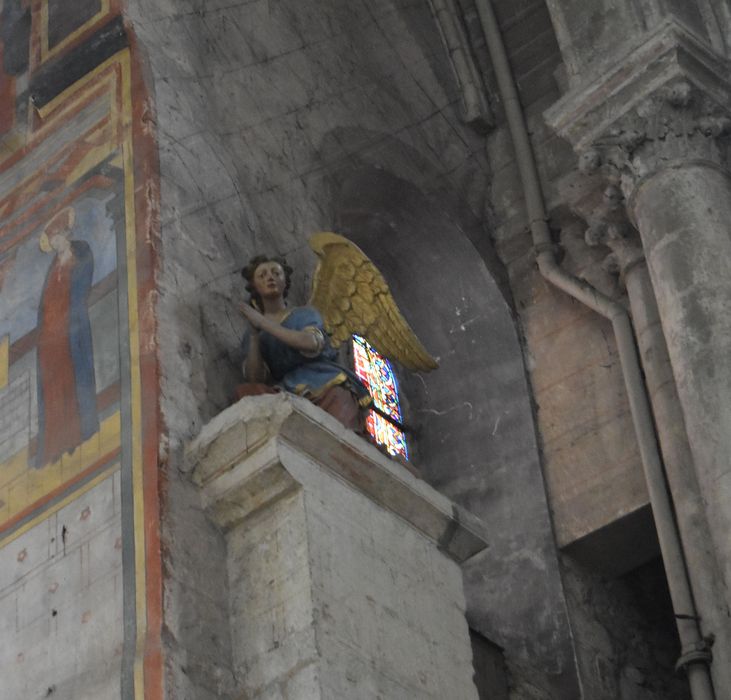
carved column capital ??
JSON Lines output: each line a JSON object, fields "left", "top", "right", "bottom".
{"left": 583, "top": 184, "right": 644, "bottom": 281}
{"left": 557, "top": 167, "right": 644, "bottom": 284}
{"left": 545, "top": 21, "right": 731, "bottom": 195}
{"left": 579, "top": 81, "right": 731, "bottom": 196}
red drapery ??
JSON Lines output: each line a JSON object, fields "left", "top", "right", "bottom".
{"left": 37, "top": 258, "right": 82, "bottom": 465}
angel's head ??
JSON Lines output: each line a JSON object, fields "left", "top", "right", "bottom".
{"left": 241, "top": 255, "right": 293, "bottom": 308}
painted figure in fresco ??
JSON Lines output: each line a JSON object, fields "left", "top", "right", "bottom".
{"left": 237, "top": 233, "right": 438, "bottom": 430}
{"left": 36, "top": 207, "right": 98, "bottom": 467}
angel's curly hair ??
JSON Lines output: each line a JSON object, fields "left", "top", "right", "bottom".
{"left": 241, "top": 255, "right": 294, "bottom": 307}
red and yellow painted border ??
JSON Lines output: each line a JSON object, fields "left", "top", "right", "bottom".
{"left": 0, "top": 21, "right": 163, "bottom": 700}
{"left": 30, "top": 0, "right": 122, "bottom": 69}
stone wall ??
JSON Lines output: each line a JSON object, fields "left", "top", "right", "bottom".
{"left": 0, "top": 1, "right": 713, "bottom": 697}
{"left": 562, "top": 557, "right": 690, "bottom": 700}
{"left": 467, "top": 0, "right": 650, "bottom": 555}
{"left": 123, "top": 0, "right": 581, "bottom": 698}
{"left": 465, "top": 1, "right": 691, "bottom": 698}
{"left": 0, "top": 474, "right": 123, "bottom": 699}
{"left": 124, "top": 0, "right": 494, "bottom": 444}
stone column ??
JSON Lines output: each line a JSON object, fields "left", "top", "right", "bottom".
{"left": 185, "top": 394, "right": 488, "bottom": 700}
{"left": 582, "top": 186, "right": 731, "bottom": 692}
{"left": 545, "top": 24, "right": 731, "bottom": 694}
{"left": 628, "top": 154, "right": 731, "bottom": 570}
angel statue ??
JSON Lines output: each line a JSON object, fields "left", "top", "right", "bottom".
{"left": 236, "top": 232, "right": 438, "bottom": 432}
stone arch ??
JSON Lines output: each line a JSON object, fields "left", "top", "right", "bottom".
{"left": 324, "top": 144, "right": 577, "bottom": 688}
{"left": 331, "top": 162, "right": 518, "bottom": 493}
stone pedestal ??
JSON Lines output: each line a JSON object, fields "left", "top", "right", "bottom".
{"left": 186, "top": 394, "right": 487, "bottom": 700}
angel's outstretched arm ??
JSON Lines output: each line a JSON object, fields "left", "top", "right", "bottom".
{"left": 240, "top": 303, "right": 324, "bottom": 360}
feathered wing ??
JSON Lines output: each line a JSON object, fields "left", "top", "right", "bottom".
{"left": 308, "top": 232, "right": 438, "bottom": 372}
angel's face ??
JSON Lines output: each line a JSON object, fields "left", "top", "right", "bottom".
{"left": 253, "top": 261, "right": 286, "bottom": 300}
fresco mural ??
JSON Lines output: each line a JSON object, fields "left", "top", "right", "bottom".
{"left": 1, "top": 181, "right": 121, "bottom": 478}
{"left": 0, "top": 2, "right": 161, "bottom": 697}
{"left": 1, "top": 54, "right": 123, "bottom": 530}
{"left": 36, "top": 206, "right": 100, "bottom": 468}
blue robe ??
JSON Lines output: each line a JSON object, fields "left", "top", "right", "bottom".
{"left": 247, "top": 306, "right": 370, "bottom": 405}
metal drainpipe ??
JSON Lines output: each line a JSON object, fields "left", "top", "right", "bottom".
{"left": 471, "top": 1, "right": 715, "bottom": 698}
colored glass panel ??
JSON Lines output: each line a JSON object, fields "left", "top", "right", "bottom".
{"left": 352, "top": 335, "right": 408, "bottom": 459}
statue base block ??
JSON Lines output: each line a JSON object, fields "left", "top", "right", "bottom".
{"left": 186, "top": 393, "right": 488, "bottom": 699}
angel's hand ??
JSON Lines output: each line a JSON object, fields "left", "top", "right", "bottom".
{"left": 239, "top": 302, "right": 265, "bottom": 332}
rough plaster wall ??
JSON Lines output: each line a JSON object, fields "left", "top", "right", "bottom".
{"left": 161, "top": 473, "right": 234, "bottom": 699}
{"left": 120, "top": 1, "right": 506, "bottom": 698}
{"left": 0, "top": 474, "right": 123, "bottom": 700}
{"left": 121, "top": 0, "right": 596, "bottom": 697}
{"left": 562, "top": 556, "right": 690, "bottom": 700}
{"left": 122, "top": 0, "right": 494, "bottom": 448}
{"left": 330, "top": 166, "right": 579, "bottom": 698}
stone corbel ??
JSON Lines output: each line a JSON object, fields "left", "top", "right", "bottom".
{"left": 555, "top": 165, "right": 643, "bottom": 291}
{"left": 583, "top": 184, "right": 645, "bottom": 283}
{"left": 185, "top": 394, "right": 489, "bottom": 699}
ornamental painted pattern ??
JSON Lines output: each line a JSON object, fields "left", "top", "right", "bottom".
{"left": 352, "top": 334, "right": 408, "bottom": 460}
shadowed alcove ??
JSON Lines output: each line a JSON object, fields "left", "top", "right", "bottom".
{"left": 323, "top": 144, "right": 581, "bottom": 694}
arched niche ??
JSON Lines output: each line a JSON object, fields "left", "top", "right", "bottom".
{"left": 331, "top": 161, "right": 528, "bottom": 501}
{"left": 326, "top": 151, "right": 580, "bottom": 694}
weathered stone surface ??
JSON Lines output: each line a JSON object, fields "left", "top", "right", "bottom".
{"left": 563, "top": 556, "right": 695, "bottom": 700}
{"left": 187, "top": 392, "right": 485, "bottom": 699}
{"left": 162, "top": 471, "right": 235, "bottom": 699}
{"left": 0, "top": 474, "right": 124, "bottom": 700}
{"left": 546, "top": 0, "right": 724, "bottom": 89}
{"left": 189, "top": 394, "right": 489, "bottom": 562}
{"left": 631, "top": 163, "right": 731, "bottom": 593}
{"left": 544, "top": 21, "right": 731, "bottom": 156}
{"left": 124, "top": 0, "right": 576, "bottom": 695}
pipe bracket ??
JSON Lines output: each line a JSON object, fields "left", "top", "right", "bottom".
{"left": 676, "top": 642, "right": 713, "bottom": 674}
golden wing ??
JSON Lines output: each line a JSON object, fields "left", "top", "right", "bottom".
{"left": 308, "top": 232, "right": 438, "bottom": 372}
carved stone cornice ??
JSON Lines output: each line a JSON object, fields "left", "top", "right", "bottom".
{"left": 185, "top": 393, "right": 489, "bottom": 562}
{"left": 545, "top": 20, "right": 731, "bottom": 190}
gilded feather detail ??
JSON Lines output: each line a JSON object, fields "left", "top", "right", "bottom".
{"left": 308, "top": 232, "right": 438, "bottom": 372}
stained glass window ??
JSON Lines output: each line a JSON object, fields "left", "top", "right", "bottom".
{"left": 352, "top": 335, "right": 408, "bottom": 460}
